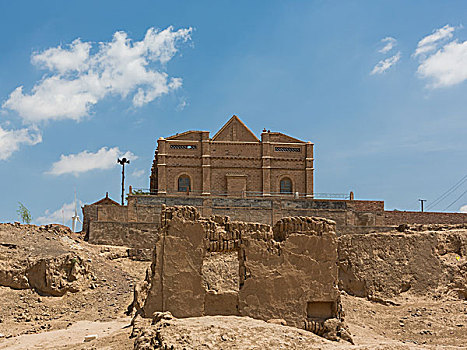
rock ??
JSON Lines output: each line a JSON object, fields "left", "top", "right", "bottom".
{"left": 152, "top": 311, "right": 173, "bottom": 324}
{"left": 0, "top": 253, "right": 92, "bottom": 296}
{"left": 83, "top": 334, "right": 98, "bottom": 342}
{"left": 267, "top": 319, "right": 287, "bottom": 326}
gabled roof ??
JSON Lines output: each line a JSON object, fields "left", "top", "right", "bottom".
{"left": 268, "top": 132, "right": 306, "bottom": 143}
{"left": 166, "top": 130, "right": 207, "bottom": 141}
{"left": 89, "top": 193, "right": 120, "bottom": 206}
{"left": 212, "top": 115, "right": 259, "bottom": 142}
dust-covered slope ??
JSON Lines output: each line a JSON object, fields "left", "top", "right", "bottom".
{"left": 0, "top": 222, "right": 148, "bottom": 340}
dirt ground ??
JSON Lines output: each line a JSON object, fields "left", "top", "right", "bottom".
{"left": 0, "top": 223, "right": 146, "bottom": 349}
{"left": 0, "top": 223, "right": 466, "bottom": 349}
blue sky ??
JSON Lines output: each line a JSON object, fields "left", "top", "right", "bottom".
{"left": 1, "top": 0, "right": 466, "bottom": 228}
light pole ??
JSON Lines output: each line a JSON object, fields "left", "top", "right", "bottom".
{"left": 117, "top": 157, "right": 130, "bottom": 205}
{"left": 418, "top": 199, "right": 427, "bottom": 212}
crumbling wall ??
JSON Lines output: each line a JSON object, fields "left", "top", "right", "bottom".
{"left": 142, "top": 206, "right": 206, "bottom": 318}
{"left": 338, "top": 228, "right": 467, "bottom": 299}
{"left": 238, "top": 216, "right": 340, "bottom": 328}
{"left": 135, "top": 206, "right": 345, "bottom": 340}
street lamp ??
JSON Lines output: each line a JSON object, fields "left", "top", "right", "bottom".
{"left": 117, "top": 157, "right": 130, "bottom": 205}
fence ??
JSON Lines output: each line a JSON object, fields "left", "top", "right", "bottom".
{"left": 130, "top": 188, "right": 351, "bottom": 200}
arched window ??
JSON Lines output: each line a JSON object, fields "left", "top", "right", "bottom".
{"left": 178, "top": 175, "right": 191, "bottom": 192}
{"left": 280, "top": 177, "right": 292, "bottom": 194}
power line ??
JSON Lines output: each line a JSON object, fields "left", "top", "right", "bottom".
{"left": 426, "top": 174, "right": 467, "bottom": 210}
{"left": 443, "top": 187, "right": 467, "bottom": 211}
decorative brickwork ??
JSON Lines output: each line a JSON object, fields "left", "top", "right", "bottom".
{"left": 150, "top": 115, "right": 314, "bottom": 197}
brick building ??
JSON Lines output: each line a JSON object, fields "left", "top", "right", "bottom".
{"left": 149, "top": 115, "right": 314, "bottom": 197}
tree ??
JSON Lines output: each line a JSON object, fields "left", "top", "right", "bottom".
{"left": 17, "top": 202, "right": 32, "bottom": 224}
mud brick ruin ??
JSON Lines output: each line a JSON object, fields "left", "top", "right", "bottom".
{"left": 129, "top": 205, "right": 350, "bottom": 340}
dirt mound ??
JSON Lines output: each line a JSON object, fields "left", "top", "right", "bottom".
{"left": 133, "top": 313, "right": 330, "bottom": 349}
{"left": 0, "top": 253, "right": 91, "bottom": 296}
{"left": 0, "top": 222, "right": 148, "bottom": 340}
{"left": 0, "top": 223, "right": 93, "bottom": 296}
{"left": 338, "top": 227, "right": 467, "bottom": 299}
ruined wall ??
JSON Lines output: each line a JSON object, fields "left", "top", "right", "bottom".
{"left": 338, "top": 228, "right": 467, "bottom": 299}
{"left": 238, "top": 216, "right": 340, "bottom": 328}
{"left": 143, "top": 207, "right": 206, "bottom": 318}
{"left": 138, "top": 206, "right": 341, "bottom": 331}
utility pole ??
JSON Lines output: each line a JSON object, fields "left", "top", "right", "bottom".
{"left": 418, "top": 199, "right": 427, "bottom": 212}
{"left": 117, "top": 157, "right": 130, "bottom": 205}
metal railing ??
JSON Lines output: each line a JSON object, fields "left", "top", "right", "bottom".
{"left": 129, "top": 188, "right": 351, "bottom": 200}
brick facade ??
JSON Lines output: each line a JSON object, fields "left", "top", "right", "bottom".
{"left": 150, "top": 115, "right": 314, "bottom": 197}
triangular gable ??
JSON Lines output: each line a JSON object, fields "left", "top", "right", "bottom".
{"left": 90, "top": 193, "right": 120, "bottom": 206}
{"left": 166, "top": 130, "right": 206, "bottom": 141}
{"left": 212, "top": 115, "right": 259, "bottom": 142}
{"left": 268, "top": 132, "right": 306, "bottom": 143}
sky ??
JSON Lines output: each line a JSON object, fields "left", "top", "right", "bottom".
{"left": 1, "top": 0, "right": 467, "bottom": 229}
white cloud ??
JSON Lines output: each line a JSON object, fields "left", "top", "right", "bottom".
{"left": 460, "top": 205, "right": 467, "bottom": 213}
{"left": 371, "top": 51, "right": 401, "bottom": 75}
{"left": 414, "top": 25, "right": 455, "bottom": 57}
{"left": 131, "top": 169, "right": 146, "bottom": 178}
{"left": 416, "top": 40, "right": 467, "bottom": 88}
{"left": 32, "top": 39, "right": 91, "bottom": 74}
{"left": 47, "top": 146, "right": 137, "bottom": 176}
{"left": 2, "top": 26, "right": 192, "bottom": 123}
{"left": 379, "top": 37, "right": 397, "bottom": 54}
{"left": 413, "top": 25, "right": 467, "bottom": 88}
{"left": 36, "top": 200, "right": 82, "bottom": 226}
{"left": 0, "top": 126, "right": 42, "bottom": 160}
{"left": 176, "top": 97, "right": 188, "bottom": 111}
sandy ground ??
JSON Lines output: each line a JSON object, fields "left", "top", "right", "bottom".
{"left": 0, "top": 319, "right": 132, "bottom": 350}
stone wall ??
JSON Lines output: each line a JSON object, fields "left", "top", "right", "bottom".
{"left": 137, "top": 206, "right": 342, "bottom": 331}
{"left": 88, "top": 222, "right": 159, "bottom": 249}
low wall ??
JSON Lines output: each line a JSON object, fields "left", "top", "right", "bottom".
{"left": 88, "top": 222, "right": 159, "bottom": 248}
{"left": 125, "top": 196, "right": 384, "bottom": 234}
{"left": 83, "top": 195, "right": 467, "bottom": 247}
{"left": 338, "top": 229, "right": 467, "bottom": 298}
{"left": 384, "top": 211, "right": 467, "bottom": 225}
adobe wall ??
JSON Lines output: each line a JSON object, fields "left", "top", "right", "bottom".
{"left": 338, "top": 227, "right": 467, "bottom": 299}
{"left": 238, "top": 216, "right": 340, "bottom": 328}
{"left": 138, "top": 206, "right": 342, "bottom": 331}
